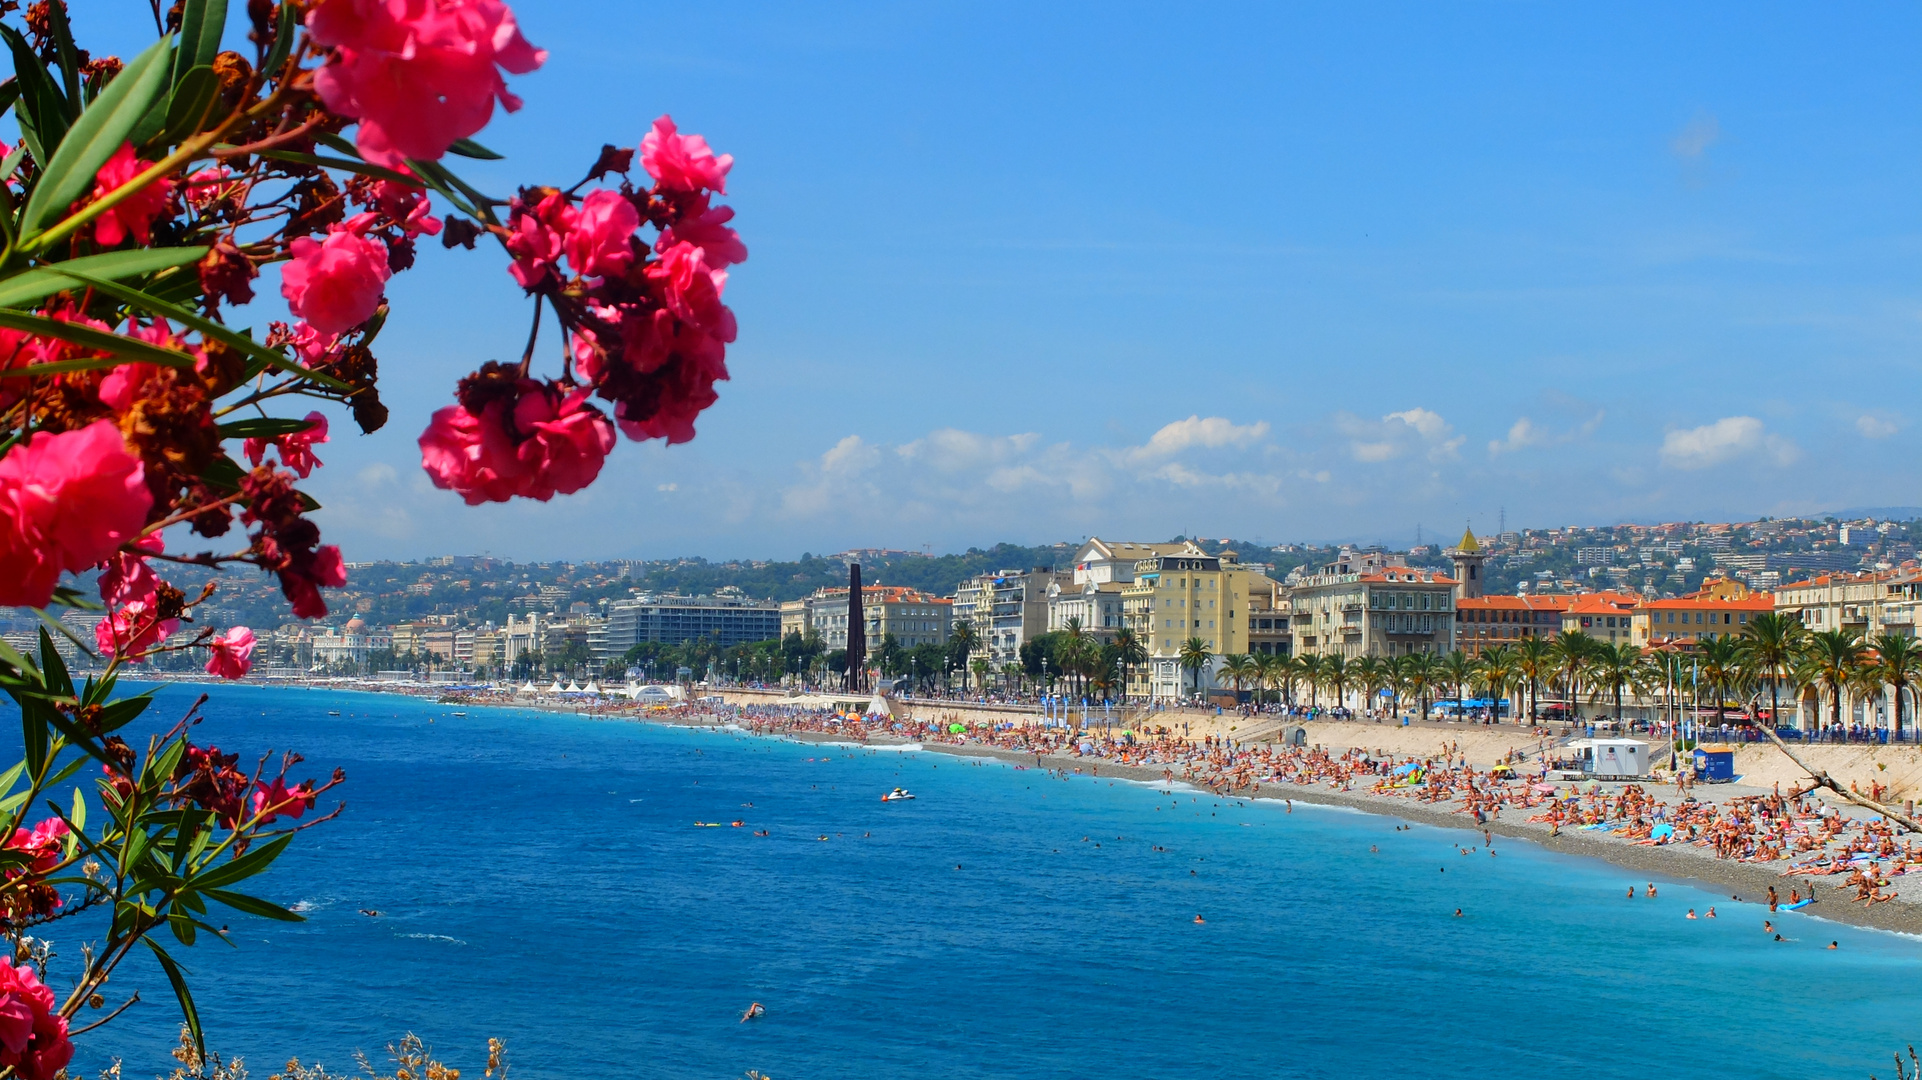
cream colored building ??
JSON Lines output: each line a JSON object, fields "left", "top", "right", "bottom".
{"left": 1284, "top": 548, "right": 1456, "bottom": 659}
{"left": 1121, "top": 545, "right": 1278, "bottom": 699}
{"left": 1774, "top": 567, "right": 1922, "bottom": 639}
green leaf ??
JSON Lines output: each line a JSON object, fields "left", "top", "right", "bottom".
{"left": 38, "top": 628, "right": 70, "bottom": 697}
{"left": 448, "top": 137, "right": 502, "bottom": 160}
{"left": 0, "top": 245, "right": 207, "bottom": 310}
{"left": 21, "top": 35, "right": 173, "bottom": 241}
{"left": 162, "top": 65, "right": 219, "bottom": 144}
{"left": 0, "top": 25, "right": 70, "bottom": 166}
{"left": 191, "top": 833, "right": 291, "bottom": 891}
{"left": 0, "top": 78, "right": 21, "bottom": 124}
{"left": 91, "top": 694, "right": 152, "bottom": 736}
{"left": 0, "top": 762, "right": 27, "bottom": 802}
{"left": 70, "top": 785, "right": 84, "bottom": 833}
{"left": 17, "top": 696, "right": 47, "bottom": 778}
{"left": 144, "top": 939, "right": 204, "bottom": 1057}
{"left": 44, "top": 0, "right": 81, "bottom": 108}
{"left": 0, "top": 310, "right": 200, "bottom": 374}
{"left": 251, "top": 147, "right": 419, "bottom": 186}
{"left": 50, "top": 267, "right": 354, "bottom": 392}
{"left": 261, "top": 0, "right": 297, "bottom": 76}
{"left": 174, "top": 0, "right": 228, "bottom": 79}
{"left": 204, "top": 887, "right": 304, "bottom": 922}
{"left": 217, "top": 417, "right": 315, "bottom": 438}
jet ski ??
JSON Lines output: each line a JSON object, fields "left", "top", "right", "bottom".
{"left": 880, "top": 788, "right": 916, "bottom": 802}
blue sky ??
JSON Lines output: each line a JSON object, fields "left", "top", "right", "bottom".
{"left": 93, "top": 2, "right": 1922, "bottom": 560}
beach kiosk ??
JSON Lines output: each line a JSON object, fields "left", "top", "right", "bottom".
{"left": 1692, "top": 744, "right": 1736, "bottom": 783}
{"left": 1584, "top": 739, "right": 1648, "bottom": 781}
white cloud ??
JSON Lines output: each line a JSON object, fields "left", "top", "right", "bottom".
{"left": 1487, "top": 409, "right": 1604, "bottom": 456}
{"left": 1659, "top": 416, "right": 1800, "bottom": 470}
{"left": 1126, "top": 415, "right": 1270, "bottom": 463}
{"left": 1340, "top": 408, "right": 1464, "bottom": 463}
{"left": 1671, "top": 112, "right": 1720, "bottom": 161}
{"left": 1857, "top": 414, "right": 1899, "bottom": 439}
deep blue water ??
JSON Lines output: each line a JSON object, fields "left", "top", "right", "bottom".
{"left": 31, "top": 684, "right": 1920, "bottom": 1079}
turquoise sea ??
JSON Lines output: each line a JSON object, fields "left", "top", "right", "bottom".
{"left": 42, "top": 684, "right": 1922, "bottom": 1078}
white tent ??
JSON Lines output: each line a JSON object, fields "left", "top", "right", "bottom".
{"left": 583, "top": 680, "right": 601, "bottom": 695}
{"left": 547, "top": 680, "right": 564, "bottom": 694}
{"left": 520, "top": 682, "right": 537, "bottom": 693}
{"left": 565, "top": 681, "right": 583, "bottom": 693}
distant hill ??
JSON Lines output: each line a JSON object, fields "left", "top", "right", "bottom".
{"left": 1811, "top": 507, "right": 1922, "bottom": 522}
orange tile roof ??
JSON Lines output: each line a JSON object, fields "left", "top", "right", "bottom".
{"left": 1564, "top": 592, "right": 1641, "bottom": 615}
{"left": 1640, "top": 594, "right": 1773, "bottom": 611}
{"left": 1457, "top": 595, "right": 1574, "bottom": 612}
{"left": 1358, "top": 569, "right": 1457, "bottom": 585}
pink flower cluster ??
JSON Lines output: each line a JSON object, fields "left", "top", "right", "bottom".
{"left": 0, "top": 422, "right": 151, "bottom": 609}
{"left": 244, "top": 412, "right": 330, "bottom": 479}
{"left": 419, "top": 369, "right": 614, "bottom": 503}
{"left": 425, "top": 116, "right": 743, "bottom": 503}
{"left": 94, "top": 536, "right": 176, "bottom": 662}
{"left": 280, "top": 215, "right": 392, "bottom": 336}
{"left": 205, "top": 626, "right": 257, "bottom": 680}
{"left": 0, "top": 962, "right": 70, "bottom": 1080}
{"left": 90, "top": 143, "right": 174, "bottom": 247}
{"left": 308, "top": 0, "right": 547, "bottom": 167}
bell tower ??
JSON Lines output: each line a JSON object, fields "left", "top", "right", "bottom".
{"left": 1450, "top": 526, "right": 1485, "bottom": 601}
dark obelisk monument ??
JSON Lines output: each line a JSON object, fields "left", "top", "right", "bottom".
{"left": 844, "top": 563, "right": 867, "bottom": 692}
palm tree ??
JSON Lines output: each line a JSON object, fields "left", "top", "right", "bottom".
{"left": 1322, "top": 652, "right": 1349, "bottom": 713}
{"left": 1869, "top": 633, "right": 1922, "bottom": 742}
{"left": 1385, "top": 654, "right": 1409, "bottom": 717}
{"left": 969, "top": 657, "right": 990, "bottom": 695}
{"left": 1178, "top": 637, "right": 1213, "bottom": 699}
{"left": 1403, "top": 652, "right": 1439, "bottom": 721}
{"left": 1551, "top": 631, "right": 1596, "bottom": 721}
{"left": 1256, "top": 652, "right": 1288, "bottom": 707}
{"left": 1299, "top": 653, "right": 1324, "bottom": 708}
{"left": 1353, "top": 655, "right": 1387, "bottom": 719}
{"left": 1584, "top": 641, "right": 1646, "bottom": 725}
{"left": 1803, "top": 628, "right": 1865, "bottom": 736}
{"left": 1739, "top": 612, "right": 1810, "bottom": 732}
{"left": 1475, "top": 645, "right": 1515, "bottom": 723}
{"left": 1514, "top": 636, "right": 1552, "bottom": 724}
{"left": 948, "top": 621, "right": 978, "bottom": 691}
{"left": 1285, "top": 653, "right": 1313, "bottom": 707}
{"left": 1695, "top": 634, "right": 1742, "bottom": 730}
{"left": 1440, "top": 649, "right": 1474, "bottom": 716}
{"left": 1061, "top": 617, "right": 1090, "bottom": 698}
{"left": 1221, "top": 653, "right": 1258, "bottom": 701}
{"left": 1112, "top": 627, "right": 1146, "bottom": 702}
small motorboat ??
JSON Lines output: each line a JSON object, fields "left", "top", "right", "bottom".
{"left": 880, "top": 788, "right": 916, "bottom": 802}
{"left": 327, "top": 710, "right": 341, "bottom": 716}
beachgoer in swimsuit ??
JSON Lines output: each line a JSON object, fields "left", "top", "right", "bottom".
{"left": 1686, "top": 909, "right": 1697, "bottom": 919}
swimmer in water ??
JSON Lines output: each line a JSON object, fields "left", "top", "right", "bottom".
{"left": 1686, "top": 909, "right": 1697, "bottom": 919}
{"left": 1646, "top": 883, "right": 1657, "bottom": 898}
{"left": 740, "top": 1002, "right": 764, "bottom": 1022}
{"left": 1453, "top": 909, "right": 1463, "bottom": 918}
{"left": 1706, "top": 907, "right": 1717, "bottom": 918}
{"left": 1193, "top": 915, "right": 1206, "bottom": 924}
{"left": 1764, "top": 921, "right": 1774, "bottom": 934}
{"left": 1828, "top": 941, "right": 1839, "bottom": 949}
{"left": 1627, "top": 886, "right": 1636, "bottom": 899}
{"left": 359, "top": 909, "right": 381, "bottom": 917}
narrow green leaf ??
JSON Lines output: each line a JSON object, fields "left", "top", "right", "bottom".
{"left": 192, "top": 833, "right": 292, "bottom": 890}
{"left": 50, "top": 267, "right": 354, "bottom": 392}
{"left": 22, "top": 35, "right": 174, "bottom": 240}
{"left": 0, "top": 762, "right": 26, "bottom": 800}
{"left": 144, "top": 939, "right": 204, "bottom": 1056}
{"left": 174, "top": 0, "right": 228, "bottom": 77}
{"left": 17, "top": 696, "right": 47, "bottom": 778}
{"left": 251, "top": 147, "right": 419, "bottom": 186}
{"left": 204, "top": 887, "right": 303, "bottom": 922}
{"left": 0, "top": 26, "right": 69, "bottom": 165}
{"left": 38, "top": 628, "right": 70, "bottom": 697}
{"left": 0, "top": 309, "right": 199, "bottom": 372}
{"left": 261, "top": 0, "right": 297, "bottom": 75}
{"left": 217, "top": 417, "right": 314, "bottom": 438}
{"left": 0, "top": 78, "right": 21, "bottom": 124}
{"left": 91, "top": 694, "right": 152, "bottom": 736}
{"left": 448, "top": 137, "right": 502, "bottom": 160}
{"left": 162, "top": 65, "right": 218, "bottom": 144}
{"left": 70, "top": 786, "right": 84, "bottom": 832}
{"left": 0, "top": 637, "right": 36, "bottom": 681}
{"left": 0, "top": 245, "right": 207, "bottom": 310}
{"left": 44, "top": 0, "right": 81, "bottom": 110}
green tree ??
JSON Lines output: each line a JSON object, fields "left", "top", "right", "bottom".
{"left": 1112, "top": 627, "right": 1147, "bottom": 702}
{"left": 1474, "top": 645, "right": 1514, "bottom": 722}
{"left": 1869, "top": 633, "right": 1922, "bottom": 741}
{"left": 947, "top": 621, "right": 979, "bottom": 691}
{"left": 1353, "top": 655, "right": 1387, "bottom": 717}
{"left": 1220, "top": 653, "right": 1258, "bottom": 700}
{"left": 1739, "top": 612, "right": 1810, "bottom": 731}
{"left": 1178, "top": 637, "right": 1213, "bottom": 698}
{"left": 1695, "top": 634, "right": 1742, "bottom": 729}
{"left": 1583, "top": 641, "right": 1646, "bottom": 724}
{"left": 1440, "top": 649, "right": 1474, "bottom": 711}
{"left": 1514, "top": 635, "right": 1553, "bottom": 723}
{"left": 1322, "top": 652, "right": 1349, "bottom": 712}
{"left": 1802, "top": 628, "right": 1865, "bottom": 734}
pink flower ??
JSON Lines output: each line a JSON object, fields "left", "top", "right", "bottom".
{"left": 97, "top": 535, "right": 164, "bottom": 608}
{"left": 6, "top": 820, "right": 67, "bottom": 875}
{"left": 205, "top": 626, "right": 256, "bottom": 680}
{"left": 90, "top": 143, "right": 174, "bottom": 247}
{"left": 418, "top": 376, "right": 615, "bottom": 504}
{"left": 372, "top": 179, "right": 443, "bottom": 238}
{"left": 646, "top": 241, "right": 737, "bottom": 343}
{"left": 308, "top": 0, "right": 546, "bottom": 167}
{"left": 0, "top": 421, "right": 152, "bottom": 609}
{"left": 282, "top": 546, "right": 347, "bottom": 620}
{"left": 659, "top": 195, "right": 747, "bottom": 269}
{"left": 183, "top": 165, "right": 239, "bottom": 211}
{"left": 504, "top": 191, "right": 571, "bottom": 289}
{"left": 250, "top": 776, "right": 314, "bottom": 824}
{"left": 94, "top": 598, "right": 177, "bottom": 662}
{"left": 614, "top": 325, "right": 729, "bottom": 445}
{"left": 279, "top": 321, "right": 341, "bottom": 366}
{"left": 281, "top": 215, "right": 392, "bottom": 336}
{"left": 0, "top": 961, "right": 70, "bottom": 1080}
{"left": 244, "top": 412, "right": 330, "bottom": 478}
{"left": 563, "top": 189, "right": 639, "bottom": 279}
{"left": 641, "top": 115, "right": 732, "bottom": 194}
